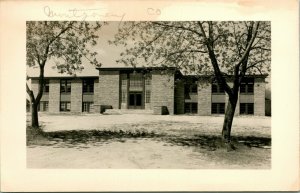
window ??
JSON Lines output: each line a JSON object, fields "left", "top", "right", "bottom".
{"left": 60, "top": 80, "right": 71, "bottom": 93}
{"left": 121, "top": 90, "right": 126, "bottom": 103}
{"left": 129, "top": 73, "right": 143, "bottom": 90}
{"left": 212, "top": 83, "right": 225, "bottom": 94}
{"left": 240, "top": 78, "right": 254, "bottom": 94}
{"left": 60, "top": 102, "right": 70, "bottom": 112}
{"left": 38, "top": 101, "right": 48, "bottom": 112}
{"left": 43, "top": 80, "right": 49, "bottom": 93}
{"left": 146, "top": 90, "right": 151, "bottom": 103}
{"left": 185, "top": 103, "right": 198, "bottom": 114}
{"left": 190, "top": 84, "right": 198, "bottom": 93}
{"left": 145, "top": 75, "right": 151, "bottom": 86}
{"left": 240, "top": 103, "right": 254, "bottom": 115}
{"left": 82, "top": 102, "right": 93, "bottom": 112}
{"left": 83, "top": 79, "right": 94, "bottom": 93}
{"left": 211, "top": 103, "right": 225, "bottom": 114}
{"left": 121, "top": 74, "right": 127, "bottom": 86}
{"left": 185, "top": 83, "right": 198, "bottom": 96}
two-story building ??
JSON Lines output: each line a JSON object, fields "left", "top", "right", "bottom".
{"left": 30, "top": 67, "right": 267, "bottom": 116}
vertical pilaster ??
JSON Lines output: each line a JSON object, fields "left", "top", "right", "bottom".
{"left": 151, "top": 71, "right": 174, "bottom": 115}
{"left": 49, "top": 79, "right": 60, "bottom": 113}
{"left": 71, "top": 78, "right": 82, "bottom": 112}
{"left": 254, "top": 79, "right": 265, "bottom": 116}
{"left": 198, "top": 82, "right": 211, "bottom": 116}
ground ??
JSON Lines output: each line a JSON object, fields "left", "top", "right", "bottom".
{"left": 27, "top": 113, "right": 271, "bottom": 169}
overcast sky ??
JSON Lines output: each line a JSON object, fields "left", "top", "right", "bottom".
{"left": 27, "top": 21, "right": 125, "bottom": 77}
{"left": 26, "top": 21, "right": 270, "bottom": 93}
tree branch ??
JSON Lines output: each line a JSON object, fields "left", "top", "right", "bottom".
{"left": 152, "top": 22, "right": 203, "bottom": 37}
{"left": 250, "top": 46, "right": 271, "bottom": 51}
{"left": 246, "top": 59, "right": 269, "bottom": 70}
{"left": 235, "top": 22, "right": 259, "bottom": 69}
{"left": 198, "top": 21, "right": 233, "bottom": 97}
{"left": 26, "top": 82, "right": 35, "bottom": 103}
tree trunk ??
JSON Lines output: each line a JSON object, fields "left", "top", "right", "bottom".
{"left": 31, "top": 102, "right": 39, "bottom": 128}
{"left": 222, "top": 95, "right": 238, "bottom": 150}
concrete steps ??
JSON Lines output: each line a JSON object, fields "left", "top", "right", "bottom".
{"left": 103, "top": 109, "right": 154, "bottom": 115}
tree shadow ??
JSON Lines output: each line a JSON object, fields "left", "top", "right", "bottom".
{"left": 163, "top": 135, "right": 271, "bottom": 151}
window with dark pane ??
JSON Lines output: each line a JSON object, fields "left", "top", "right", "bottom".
{"left": 83, "top": 79, "right": 94, "bottom": 93}
{"left": 43, "top": 79, "right": 49, "bottom": 93}
{"left": 212, "top": 83, "right": 225, "bottom": 94}
{"left": 240, "top": 78, "right": 254, "bottom": 94}
{"left": 211, "top": 103, "right": 225, "bottom": 114}
{"left": 191, "top": 103, "right": 198, "bottom": 113}
{"left": 190, "top": 84, "right": 197, "bottom": 93}
{"left": 240, "top": 103, "right": 254, "bottom": 114}
{"left": 184, "top": 102, "right": 198, "bottom": 114}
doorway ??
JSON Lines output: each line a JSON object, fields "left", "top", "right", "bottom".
{"left": 128, "top": 92, "right": 143, "bottom": 109}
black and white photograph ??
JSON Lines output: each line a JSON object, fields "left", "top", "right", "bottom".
{"left": 1, "top": 0, "right": 299, "bottom": 192}
{"left": 26, "top": 20, "right": 272, "bottom": 169}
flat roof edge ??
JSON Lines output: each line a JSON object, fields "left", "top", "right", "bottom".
{"left": 29, "top": 76, "right": 99, "bottom": 79}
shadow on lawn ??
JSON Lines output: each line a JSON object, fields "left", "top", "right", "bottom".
{"left": 27, "top": 127, "right": 271, "bottom": 151}
{"left": 27, "top": 128, "right": 163, "bottom": 147}
{"left": 164, "top": 135, "right": 271, "bottom": 151}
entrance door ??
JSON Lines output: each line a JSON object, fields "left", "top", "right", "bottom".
{"left": 128, "top": 92, "right": 143, "bottom": 109}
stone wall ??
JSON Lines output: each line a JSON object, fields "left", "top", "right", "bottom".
{"left": 49, "top": 79, "right": 60, "bottom": 112}
{"left": 198, "top": 82, "right": 211, "bottom": 116}
{"left": 254, "top": 78, "right": 265, "bottom": 116}
{"left": 151, "top": 71, "right": 174, "bottom": 115}
{"left": 98, "top": 71, "right": 120, "bottom": 109}
{"left": 70, "top": 78, "right": 82, "bottom": 112}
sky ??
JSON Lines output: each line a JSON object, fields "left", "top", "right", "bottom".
{"left": 26, "top": 21, "right": 270, "bottom": 95}
{"left": 27, "top": 21, "right": 125, "bottom": 77}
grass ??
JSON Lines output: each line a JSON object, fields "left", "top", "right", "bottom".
{"left": 27, "top": 114, "right": 271, "bottom": 168}
{"left": 27, "top": 123, "right": 271, "bottom": 150}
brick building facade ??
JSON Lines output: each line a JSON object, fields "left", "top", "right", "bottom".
{"left": 30, "top": 67, "right": 267, "bottom": 116}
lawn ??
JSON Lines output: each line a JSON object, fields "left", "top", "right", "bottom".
{"left": 27, "top": 113, "right": 271, "bottom": 169}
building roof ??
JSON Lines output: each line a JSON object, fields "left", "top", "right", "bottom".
{"left": 29, "top": 66, "right": 268, "bottom": 79}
